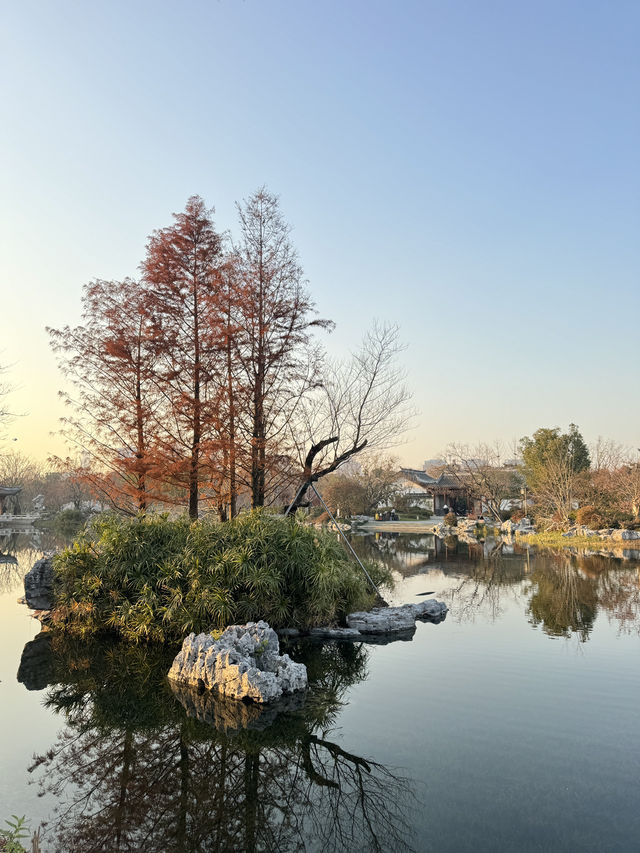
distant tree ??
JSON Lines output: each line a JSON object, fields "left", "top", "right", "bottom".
{"left": 444, "top": 442, "right": 522, "bottom": 522}
{"left": 320, "top": 472, "right": 368, "bottom": 517}
{"left": 286, "top": 323, "right": 413, "bottom": 513}
{"left": 319, "top": 454, "right": 400, "bottom": 517}
{"left": 142, "top": 196, "right": 224, "bottom": 519}
{"left": 232, "top": 188, "right": 333, "bottom": 508}
{"left": 520, "top": 424, "right": 591, "bottom": 525}
{"left": 48, "top": 278, "right": 160, "bottom": 514}
{"left": 0, "top": 363, "right": 12, "bottom": 435}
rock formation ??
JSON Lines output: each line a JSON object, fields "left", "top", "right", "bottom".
{"left": 168, "top": 621, "right": 308, "bottom": 704}
{"left": 24, "top": 557, "right": 54, "bottom": 610}
{"left": 346, "top": 599, "right": 448, "bottom": 635}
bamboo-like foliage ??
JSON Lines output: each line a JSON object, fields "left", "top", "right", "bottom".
{"left": 50, "top": 511, "right": 389, "bottom": 642}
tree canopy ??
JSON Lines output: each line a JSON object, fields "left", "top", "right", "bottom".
{"left": 49, "top": 192, "right": 412, "bottom": 518}
{"left": 520, "top": 424, "right": 590, "bottom": 523}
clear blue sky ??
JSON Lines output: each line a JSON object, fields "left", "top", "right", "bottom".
{"left": 2, "top": 0, "right": 638, "bottom": 463}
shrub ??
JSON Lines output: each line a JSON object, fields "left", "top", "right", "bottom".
{"left": 575, "top": 505, "right": 604, "bottom": 529}
{"left": 443, "top": 511, "right": 457, "bottom": 527}
{"left": 50, "top": 511, "right": 390, "bottom": 643}
{"left": 510, "top": 508, "right": 525, "bottom": 523}
{"left": 52, "top": 508, "right": 87, "bottom": 536}
{"left": 403, "top": 505, "right": 432, "bottom": 519}
{"left": 0, "top": 815, "right": 29, "bottom": 852}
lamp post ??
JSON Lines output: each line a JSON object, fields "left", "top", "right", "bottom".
{"left": 521, "top": 485, "right": 527, "bottom": 517}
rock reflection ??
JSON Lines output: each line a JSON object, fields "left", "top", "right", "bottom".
{"left": 27, "top": 636, "right": 415, "bottom": 852}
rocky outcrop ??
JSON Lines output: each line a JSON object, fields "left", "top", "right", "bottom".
{"left": 168, "top": 621, "right": 308, "bottom": 704}
{"left": 346, "top": 599, "right": 447, "bottom": 635}
{"left": 501, "top": 518, "right": 535, "bottom": 535}
{"left": 24, "top": 557, "right": 54, "bottom": 610}
{"left": 611, "top": 529, "right": 640, "bottom": 541}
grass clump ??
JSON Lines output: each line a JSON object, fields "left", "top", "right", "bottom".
{"left": 50, "top": 510, "right": 389, "bottom": 643}
{"left": 516, "top": 531, "right": 611, "bottom": 550}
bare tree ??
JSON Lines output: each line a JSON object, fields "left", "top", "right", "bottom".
{"left": 0, "top": 361, "right": 17, "bottom": 440}
{"left": 286, "top": 323, "right": 413, "bottom": 512}
{"left": 444, "top": 442, "right": 522, "bottom": 522}
{"left": 232, "top": 187, "right": 333, "bottom": 508}
{"left": 319, "top": 453, "right": 401, "bottom": 516}
{"left": 590, "top": 437, "right": 628, "bottom": 472}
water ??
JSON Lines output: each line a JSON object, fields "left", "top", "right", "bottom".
{"left": 2, "top": 530, "right": 640, "bottom": 851}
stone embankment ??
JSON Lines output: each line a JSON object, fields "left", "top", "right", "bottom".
{"left": 557, "top": 526, "right": 640, "bottom": 541}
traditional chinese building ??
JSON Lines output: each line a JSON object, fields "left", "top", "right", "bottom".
{"left": 397, "top": 468, "right": 471, "bottom": 515}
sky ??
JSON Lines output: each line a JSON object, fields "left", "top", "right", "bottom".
{"left": 2, "top": 0, "right": 639, "bottom": 466}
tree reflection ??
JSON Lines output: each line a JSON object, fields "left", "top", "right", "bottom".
{"left": 527, "top": 559, "right": 598, "bottom": 641}
{"left": 441, "top": 554, "right": 525, "bottom": 623}
{"left": 0, "top": 526, "right": 73, "bottom": 593}
{"left": 432, "top": 546, "right": 640, "bottom": 642}
{"left": 28, "top": 636, "right": 415, "bottom": 852}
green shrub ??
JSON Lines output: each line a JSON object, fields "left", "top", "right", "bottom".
{"left": 443, "top": 511, "right": 457, "bottom": 527}
{"left": 401, "top": 505, "right": 432, "bottom": 520}
{"left": 50, "top": 511, "right": 390, "bottom": 643}
{"left": 0, "top": 815, "right": 29, "bottom": 852}
{"left": 52, "top": 507, "right": 87, "bottom": 536}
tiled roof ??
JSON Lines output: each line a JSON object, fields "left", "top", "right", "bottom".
{"left": 400, "top": 468, "right": 466, "bottom": 490}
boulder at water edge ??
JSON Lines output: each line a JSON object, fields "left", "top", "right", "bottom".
{"left": 168, "top": 621, "right": 308, "bottom": 704}
{"left": 24, "top": 557, "right": 54, "bottom": 610}
{"left": 346, "top": 599, "right": 448, "bottom": 634}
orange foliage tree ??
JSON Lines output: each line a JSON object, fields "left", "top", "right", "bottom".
{"left": 48, "top": 278, "right": 161, "bottom": 514}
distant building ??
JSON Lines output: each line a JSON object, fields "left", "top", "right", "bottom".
{"left": 397, "top": 468, "right": 471, "bottom": 515}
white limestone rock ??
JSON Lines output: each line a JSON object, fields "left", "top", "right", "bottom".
{"left": 168, "top": 621, "right": 308, "bottom": 704}
{"left": 346, "top": 599, "right": 447, "bottom": 634}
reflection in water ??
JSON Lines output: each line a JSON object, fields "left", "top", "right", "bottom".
{"left": 527, "top": 560, "right": 598, "bottom": 641}
{"left": 28, "top": 637, "right": 414, "bottom": 853}
{"left": 354, "top": 533, "right": 640, "bottom": 642}
{"left": 350, "top": 532, "right": 437, "bottom": 577}
{"left": 0, "top": 526, "right": 70, "bottom": 592}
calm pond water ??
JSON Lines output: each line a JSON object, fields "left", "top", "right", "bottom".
{"left": 1, "top": 528, "right": 640, "bottom": 852}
